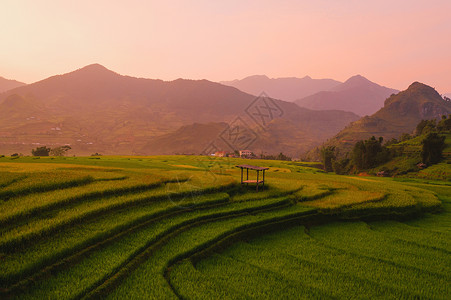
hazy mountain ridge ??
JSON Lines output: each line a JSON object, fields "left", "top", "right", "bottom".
{"left": 220, "top": 75, "right": 341, "bottom": 102}
{"left": 305, "top": 82, "right": 451, "bottom": 160}
{"left": 0, "top": 76, "right": 26, "bottom": 93}
{"left": 140, "top": 107, "right": 359, "bottom": 157}
{"left": 0, "top": 64, "right": 359, "bottom": 156}
{"left": 295, "top": 75, "right": 399, "bottom": 116}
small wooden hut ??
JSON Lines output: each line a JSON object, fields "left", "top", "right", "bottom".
{"left": 236, "top": 164, "right": 269, "bottom": 192}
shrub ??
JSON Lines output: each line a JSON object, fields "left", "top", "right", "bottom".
{"left": 351, "top": 136, "right": 390, "bottom": 170}
{"left": 32, "top": 146, "right": 51, "bottom": 157}
{"left": 320, "top": 146, "right": 336, "bottom": 172}
{"left": 50, "top": 146, "right": 71, "bottom": 156}
{"left": 421, "top": 133, "right": 445, "bottom": 165}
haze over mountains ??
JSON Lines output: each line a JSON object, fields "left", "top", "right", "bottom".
{"left": 0, "top": 64, "right": 359, "bottom": 156}
{"left": 0, "top": 76, "right": 26, "bottom": 93}
{"left": 306, "top": 82, "right": 451, "bottom": 160}
{"left": 295, "top": 75, "right": 399, "bottom": 116}
{"left": 220, "top": 75, "right": 341, "bottom": 102}
{"left": 2, "top": 65, "right": 447, "bottom": 159}
{"left": 221, "top": 74, "right": 398, "bottom": 117}
{"left": 141, "top": 109, "right": 358, "bottom": 156}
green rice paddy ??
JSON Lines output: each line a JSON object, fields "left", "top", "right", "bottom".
{"left": 0, "top": 155, "right": 448, "bottom": 299}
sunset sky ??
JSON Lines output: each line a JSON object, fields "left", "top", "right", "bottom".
{"left": 1, "top": 0, "right": 450, "bottom": 93}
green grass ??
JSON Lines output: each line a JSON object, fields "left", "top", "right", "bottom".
{"left": 0, "top": 173, "right": 162, "bottom": 225}
{"left": 10, "top": 195, "right": 300, "bottom": 299}
{"left": 0, "top": 193, "right": 289, "bottom": 287}
{"left": 0, "top": 155, "right": 449, "bottom": 299}
{"left": 107, "top": 205, "right": 315, "bottom": 300}
{"left": 0, "top": 171, "right": 94, "bottom": 199}
{"left": 176, "top": 219, "right": 449, "bottom": 299}
{"left": 0, "top": 172, "right": 27, "bottom": 188}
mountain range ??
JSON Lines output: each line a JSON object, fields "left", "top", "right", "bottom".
{"left": 0, "top": 76, "right": 25, "bottom": 93}
{"left": 0, "top": 64, "right": 359, "bottom": 156}
{"left": 305, "top": 82, "right": 451, "bottom": 160}
{"left": 220, "top": 75, "right": 341, "bottom": 102}
{"left": 295, "top": 75, "right": 399, "bottom": 116}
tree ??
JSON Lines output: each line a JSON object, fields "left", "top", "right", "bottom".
{"left": 415, "top": 120, "right": 428, "bottom": 136}
{"left": 50, "top": 145, "right": 72, "bottom": 156}
{"left": 32, "top": 146, "right": 51, "bottom": 156}
{"left": 437, "top": 115, "right": 451, "bottom": 132}
{"left": 352, "top": 141, "right": 366, "bottom": 170}
{"left": 351, "top": 136, "right": 391, "bottom": 170}
{"left": 332, "top": 158, "right": 350, "bottom": 175}
{"left": 384, "top": 138, "right": 399, "bottom": 146}
{"left": 399, "top": 133, "right": 412, "bottom": 142}
{"left": 416, "top": 119, "right": 436, "bottom": 135}
{"left": 421, "top": 133, "right": 445, "bottom": 165}
{"left": 365, "top": 136, "right": 383, "bottom": 167}
{"left": 320, "top": 146, "right": 336, "bottom": 172}
{"left": 277, "top": 152, "right": 291, "bottom": 161}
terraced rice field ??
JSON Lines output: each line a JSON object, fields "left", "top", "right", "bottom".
{"left": 0, "top": 155, "right": 448, "bottom": 299}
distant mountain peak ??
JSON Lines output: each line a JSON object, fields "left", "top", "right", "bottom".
{"left": 220, "top": 75, "right": 341, "bottom": 101}
{"left": 0, "top": 76, "right": 26, "bottom": 93}
{"left": 243, "top": 75, "right": 270, "bottom": 80}
{"left": 296, "top": 75, "right": 399, "bottom": 116}
{"left": 344, "top": 74, "right": 371, "bottom": 85}
{"left": 408, "top": 81, "right": 430, "bottom": 89}
{"left": 47, "top": 63, "right": 123, "bottom": 84}
{"left": 383, "top": 81, "right": 442, "bottom": 108}
{"left": 84, "top": 63, "right": 107, "bottom": 69}
{"left": 403, "top": 81, "right": 442, "bottom": 98}
{"left": 72, "top": 63, "right": 117, "bottom": 75}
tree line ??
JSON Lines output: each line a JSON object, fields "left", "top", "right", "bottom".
{"left": 31, "top": 145, "right": 72, "bottom": 157}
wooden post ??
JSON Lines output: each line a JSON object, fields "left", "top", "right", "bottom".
{"left": 256, "top": 170, "right": 259, "bottom": 192}
{"left": 246, "top": 168, "right": 249, "bottom": 186}
{"left": 262, "top": 170, "right": 265, "bottom": 190}
{"left": 240, "top": 167, "right": 243, "bottom": 184}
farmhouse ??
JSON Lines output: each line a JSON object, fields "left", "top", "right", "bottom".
{"left": 239, "top": 150, "right": 253, "bottom": 158}
{"left": 214, "top": 151, "right": 227, "bottom": 157}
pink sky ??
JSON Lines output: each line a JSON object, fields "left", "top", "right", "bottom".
{"left": 1, "top": 0, "right": 450, "bottom": 93}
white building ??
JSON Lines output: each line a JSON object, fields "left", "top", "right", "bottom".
{"left": 239, "top": 150, "right": 253, "bottom": 158}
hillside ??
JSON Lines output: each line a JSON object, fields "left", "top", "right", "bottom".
{"left": 0, "top": 64, "right": 359, "bottom": 156}
{"left": 220, "top": 75, "right": 341, "bottom": 102}
{"left": 373, "top": 133, "right": 451, "bottom": 180}
{"left": 295, "top": 75, "right": 398, "bottom": 116}
{"left": 142, "top": 122, "right": 229, "bottom": 155}
{"left": 0, "top": 76, "right": 26, "bottom": 93}
{"left": 141, "top": 112, "right": 357, "bottom": 157}
{"left": 305, "top": 82, "right": 451, "bottom": 160}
